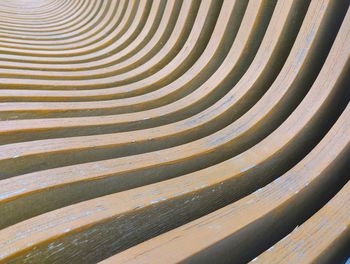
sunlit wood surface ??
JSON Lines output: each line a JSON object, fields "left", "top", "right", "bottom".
{"left": 0, "top": 0, "right": 349, "bottom": 263}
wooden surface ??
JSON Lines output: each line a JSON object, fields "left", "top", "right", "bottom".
{"left": 0, "top": 0, "right": 349, "bottom": 263}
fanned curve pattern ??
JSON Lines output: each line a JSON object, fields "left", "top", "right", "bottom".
{"left": 0, "top": 0, "right": 349, "bottom": 263}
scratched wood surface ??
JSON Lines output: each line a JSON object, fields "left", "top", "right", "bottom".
{"left": 0, "top": 0, "right": 349, "bottom": 263}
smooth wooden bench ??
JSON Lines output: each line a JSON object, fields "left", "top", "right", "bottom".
{"left": 0, "top": 0, "right": 348, "bottom": 262}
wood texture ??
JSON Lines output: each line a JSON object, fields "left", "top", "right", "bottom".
{"left": 0, "top": 0, "right": 349, "bottom": 263}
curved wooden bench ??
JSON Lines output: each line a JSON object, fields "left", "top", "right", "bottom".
{"left": 0, "top": 0, "right": 348, "bottom": 262}
{"left": 98, "top": 10, "right": 350, "bottom": 263}
{"left": 0, "top": 0, "right": 274, "bottom": 141}
{"left": 0, "top": 0, "right": 273, "bottom": 173}
{"left": 0, "top": 0, "right": 305, "bottom": 121}
{"left": 0, "top": 37, "right": 348, "bottom": 260}
{"left": 101, "top": 101, "right": 350, "bottom": 263}
{"left": 0, "top": 0, "right": 338, "bottom": 179}
{"left": 0, "top": 0, "right": 347, "bottom": 241}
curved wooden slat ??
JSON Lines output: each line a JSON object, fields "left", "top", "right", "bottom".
{"left": 255, "top": 180, "right": 350, "bottom": 264}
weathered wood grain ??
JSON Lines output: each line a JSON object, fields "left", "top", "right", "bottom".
{"left": 0, "top": 0, "right": 348, "bottom": 262}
